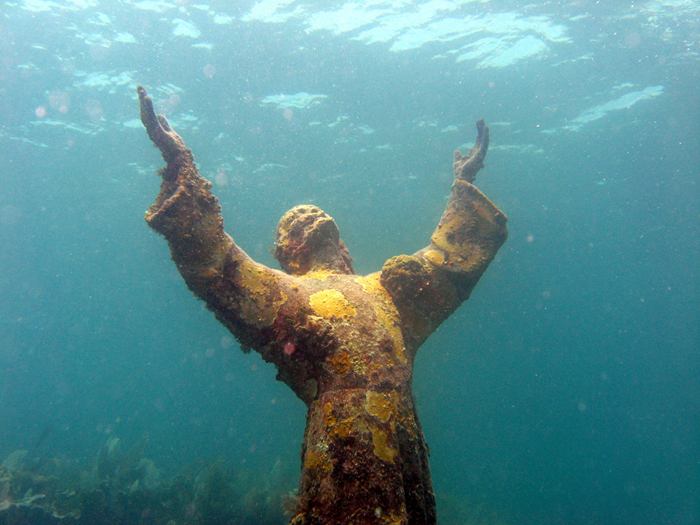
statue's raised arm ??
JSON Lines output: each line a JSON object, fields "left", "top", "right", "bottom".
{"left": 137, "top": 87, "right": 310, "bottom": 392}
{"left": 380, "top": 120, "right": 508, "bottom": 349}
{"left": 138, "top": 86, "right": 232, "bottom": 280}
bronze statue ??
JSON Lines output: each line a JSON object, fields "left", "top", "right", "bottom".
{"left": 137, "top": 86, "right": 507, "bottom": 524}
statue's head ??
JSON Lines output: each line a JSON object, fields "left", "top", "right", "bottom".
{"left": 274, "top": 204, "right": 354, "bottom": 276}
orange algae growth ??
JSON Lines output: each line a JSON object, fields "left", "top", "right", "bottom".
{"left": 355, "top": 274, "right": 407, "bottom": 363}
{"left": 365, "top": 390, "right": 398, "bottom": 423}
{"left": 327, "top": 350, "right": 352, "bottom": 374}
{"left": 371, "top": 427, "right": 397, "bottom": 463}
{"left": 421, "top": 248, "right": 445, "bottom": 266}
{"left": 238, "top": 261, "right": 286, "bottom": 326}
{"left": 303, "top": 447, "right": 331, "bottom": 473}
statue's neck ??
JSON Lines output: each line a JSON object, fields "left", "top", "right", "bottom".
{"left": 305, "top": 244, "right": 352, "bottom": 275}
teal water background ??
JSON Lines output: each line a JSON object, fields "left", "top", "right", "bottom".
{"left": 1, "top": 1, "right": 698, "bottom": 523}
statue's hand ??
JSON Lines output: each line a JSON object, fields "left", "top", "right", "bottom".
{"left": 137, "top": 86, "right": 189, "bottom": 163}
{"left": 453, "top": 119, "right": 489, "bottom": 183}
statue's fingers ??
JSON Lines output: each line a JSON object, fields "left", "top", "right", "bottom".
{"left": 474, "top": 119, "right": 489, "bottom": 158}
{"left": 475, "top": 119, "right": 485, "bottom": 141}
{"left": 137, "top": 86, "right": 159, "bottom": 129}
{"left": 138, "top": 86, "right": 170, "bottom": 145}
{"left": 138, "top": 86, "right": 183, "bottom": 159}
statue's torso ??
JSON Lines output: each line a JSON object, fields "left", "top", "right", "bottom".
{"left": 282, "top": 271, "right": 413, "bottom": 393}
{"left": 284, "top": 272, "right": 433, "bottom": 524}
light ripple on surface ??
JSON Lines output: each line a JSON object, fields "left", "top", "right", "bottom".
{"left": 74, "top": 70, "right": 136, "bottom": 93}
{"left": 20, "top": 0, "right": 97, "bottom": 12}
{"left": 130, "top": 0, "right": 175, "bottom": 13}
{"left": 242, "top": 0, "right": 300, "bottom": 23}
{"left": 172, "top": 19, "right": 201, "bottom": 38}
{"left": 563, "top": 85, "right": 664, "bottom": 131}
{"left": 260, "top": 92, "right": 328, "bottom": 110}
{"left": 242, "top": 2, "right": 570, "bottom": 68}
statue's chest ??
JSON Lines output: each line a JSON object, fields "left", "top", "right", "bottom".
{"left": 292, "top": 274, "right": 411, "bottom": 387}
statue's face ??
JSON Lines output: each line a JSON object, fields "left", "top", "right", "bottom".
{"left": 274, "top": 205, "right": 353, "bottom": 276}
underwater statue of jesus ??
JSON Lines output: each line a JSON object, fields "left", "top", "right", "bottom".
{"left": 137, "top": 86, "right": 507, "bottom": 525}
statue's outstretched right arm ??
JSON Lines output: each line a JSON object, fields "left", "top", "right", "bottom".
{"left": 137, "top": 87, "right": 291, "bottom": 355}
{"left": 138, "top": 86, "right": 232, "bottom": 286}
{"left": 380, "top": 120, "right": 508, "bottom": 348}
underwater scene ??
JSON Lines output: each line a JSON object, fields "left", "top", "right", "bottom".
{"left": 1, "top": 1, "right": 698, "bottom": 524}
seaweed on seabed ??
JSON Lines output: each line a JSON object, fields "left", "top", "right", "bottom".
{"left": 93, "top": 435, "right": 159, "bottom": 492}
{"left": 80, "top": 435, "right": 165, "bottom": 524}
{"left": 234, "top": 465, "right": 297, "bottom": 525}
{"left": 181, "top": 454, "right": 295, "bottom": 525}
{"left": 192, "top": 460, "right": 239, "bottom": 524}
{"left": 0, "top": 442, "right": 293, "bottom": 525}
{"left": 436, "top": 492, "right": 511, "bottom": 525}
{"left": 0, "top": 451, "right": 82, "bottom": 524}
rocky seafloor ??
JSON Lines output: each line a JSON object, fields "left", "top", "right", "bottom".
{"left": 0, "top": 437, "right": 294, "bottom": 525}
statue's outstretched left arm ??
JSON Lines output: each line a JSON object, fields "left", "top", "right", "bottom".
{"left": 380, "top": 120, "right": 508, "bottom": 347}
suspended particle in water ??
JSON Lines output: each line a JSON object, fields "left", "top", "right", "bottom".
{"left": 203, "top": 63, "right": 216, "bottom": 79}
{"left": 48, "top": 90, "right": 70, "bottom": 114}
{"left": 85, "top": 99, "right": 104, "bottom": 121}
{"left": 35, "top": 105, "right": 47, "bottom": 118}
{"left": 162, "top": 93, "right": 181, "bottom": 114}
{"left": 624, "top": 31, "right": 642, "bottom": 49}
{"left": 214, "top": 168, "right": 229, "bottom": 187}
